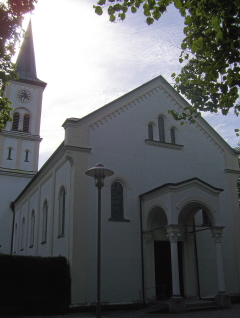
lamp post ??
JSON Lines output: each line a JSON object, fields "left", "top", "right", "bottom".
{"left": 85, "top": 164, "right": 114, "bottom": 318}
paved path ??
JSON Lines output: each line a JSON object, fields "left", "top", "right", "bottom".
{"left": 4, "top": 303, "right": 240, "bottom": 318}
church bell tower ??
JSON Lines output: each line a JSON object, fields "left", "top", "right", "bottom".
{"left": 1, "top": 20, "right": 47, "bottom": 172}
{"left": 0, "top": 21, "right": 47, "bottom": 254}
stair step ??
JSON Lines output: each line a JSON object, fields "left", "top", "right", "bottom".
{"left": 186, "top": 301, "right": 218, "bottom": 312}
{"left": 140, "top": 303, "right": 169, "bottom": 314}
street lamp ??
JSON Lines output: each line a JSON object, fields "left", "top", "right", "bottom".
{"left": 85, "top": 164, "right": 114, "bottom": 318}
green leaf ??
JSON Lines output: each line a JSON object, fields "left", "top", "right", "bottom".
{"left": 181, "top": 42, "right": 187, "bottom": 50}
{"left": 119, "top": 12, "right": 126, "bottom": 20}
{"left": 185, "top": 15, "right": 192, "bottom": 25}
{"left": 144, "top": 9, "right": 151, "bottom": 16}
{"left": 174, "top": 0, "right": 182, "bottom": 9}
{"left": 97, "top": 0, "right": 106, "bottom": 5}
{"left": 109, "top": 14, "right": 116, "bottom": 22}
{"left": 94, "top": 6, "right": 103, "bottom": 15}
{"left": 131, "top": 6, "right": 137, "bottom": 13}
{"left": 108, "top": 6, "right": 115, "bottom": 15}
{"left": 146, "top": 17, "right": 154, "bottom": 25}
{"left": 216, "top": 31, "right": 223, "bottom": 41}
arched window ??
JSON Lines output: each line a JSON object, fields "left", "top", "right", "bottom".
{"left": 111, "top": 182, "right": 124, "bottom": 220}
{"left": 42, "top": 200, "right": 48, "bottom": 243}
{"left": 23, "top": 114, "right": 30, "bottom": 132}
{"left": 29, "top": 210, "right": 35, "bottom": 248}
{"left": 20, "top": 217, "right": 25, "bottom": 251}
{"left": 170, "top": 128, "right": 176, "bottom": 144}
{"left": 158, "top": 117, "right": 165, "bottom": 142}
{"left": 148, "top": 124, "right": 153, "bottom": 140}
{"left": 58, "top": 187, "right": 66, "bottom": 237}
{"left": 12, "top": 112, "right": 20, "bottom": 131}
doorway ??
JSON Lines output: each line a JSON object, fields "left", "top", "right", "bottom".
{"left": 154, "top": 241, "right": 184, "bottom": 299}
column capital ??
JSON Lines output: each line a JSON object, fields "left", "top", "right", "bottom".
{"left": 65, "top": 152, "right": 74, "bottom": 166}
{"left": 211, "top": 226, "right": 225, "bottom": 243}
{"left": 166, "top": 224, "right": 180, "bottom": 234}
{"left": 166, "top": 225, "right": 181, "bottom": 243}
{"left": 143, "top": 232, "right": 154, "bottom": 244}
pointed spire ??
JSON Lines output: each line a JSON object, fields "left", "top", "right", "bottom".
{"left": 16, "top": 20, "right": 47, "bottom": 88}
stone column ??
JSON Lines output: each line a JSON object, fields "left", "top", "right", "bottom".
{"left": 211, "top": 226, "right": 231, "bottom": 309}
{"left": 143, "top": 232, "right": 155, "bottom": 302}
{"left": 185, "top": 233, "right": 199, "bottom": 298}
{"left": 167, "top": 225, "right": 185, "bottom": 313}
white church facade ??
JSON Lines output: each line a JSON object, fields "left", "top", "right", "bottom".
{"left": 0, "top": 21, "right": 46, "bottom": 255}
{"left": 0, "top": 22, "right": 240, "bottom": 310}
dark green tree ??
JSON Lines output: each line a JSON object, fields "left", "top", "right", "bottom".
{"left": 0, "top": 0, "right": 37, "bottom": 131}
{"left": 93, "top": 0, "right": 240, "bottom": 132}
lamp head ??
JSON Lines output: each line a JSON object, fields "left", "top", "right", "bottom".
{"left": 85, "top": 164, "right": 114, "bottom": 188}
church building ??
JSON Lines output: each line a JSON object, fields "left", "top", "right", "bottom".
{"left": 0, "top": 22, "right": 240, "bottom": 311}
{"left": 0, "top": 21, "right": 46, "bottom": 255}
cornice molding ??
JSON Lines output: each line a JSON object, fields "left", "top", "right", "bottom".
{"left": 225, "top": 169, "right": 240, "bottom": 174}
{"left": 145, "top": 139, "right": 184, "bottom": 150}
{"left": 0, "top": 168, "right": 36, "bottom": 178}
{"left": 89, "top": 85, "right": 163, "bottom": 130}
{"left": 0, "top": 130, "right": 42, "bottom": 141}
{"left": 10, "top": 80, "right": 45, "bottom": 90}
{"left": 156, "top": 81, "right": 227, "bottom": 155}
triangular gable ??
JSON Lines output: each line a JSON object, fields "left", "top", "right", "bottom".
{"left": 140, "top": 177, "right": 224, "bottom": 199}
{"left": 62, "top": 75, "right": 236, "bottom": 155}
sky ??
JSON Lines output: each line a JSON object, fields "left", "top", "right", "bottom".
{"left": 18, "top": 0, "right": 239, "bottom": 168}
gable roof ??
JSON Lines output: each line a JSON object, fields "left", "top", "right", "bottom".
{"left": 140, "top": 177, "right": 224, "bottom": 198}
{"left": 63, "top": 75, "right": 236, "bottom": 156}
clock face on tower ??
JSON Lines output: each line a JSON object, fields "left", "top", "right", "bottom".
{"left": 17, "top": 89, "right": 31, "bottom": 103}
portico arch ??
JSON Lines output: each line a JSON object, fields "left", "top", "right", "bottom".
{"left": 177, "top": 201, "right": 218, "bottom": 299}
{"left": 146, "top": 205, "right": 168, "bottom": 236}
{"left": 178, "top": 197, "right": 216, "bottom": 227}
{"left": 141, "top": 177, "right": 225, "bottom": 304}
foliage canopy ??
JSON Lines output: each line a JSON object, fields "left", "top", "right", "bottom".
{"left": 0, "top": 0, "right": 37, "bottom": 131}
{"left": 93, "top": 0, "right": 240, "bottom": 132}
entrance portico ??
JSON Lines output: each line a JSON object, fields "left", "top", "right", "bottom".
{"left": 140, "top": 178, "right": 229, "bottom": 312}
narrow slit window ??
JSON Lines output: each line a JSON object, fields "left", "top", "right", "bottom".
{"left": 14, "top": 224, "right": 18, "bottom": 254}
{"left": 58, "top": 187, "right": 66, "bottom": 237}
{"left": 170, "top": 128, "right": 176, "bottom": 144}
{"left": 20, "top": 217, "right": 25, "bottom": 251}
{"left": 42, "top": 200, "right": 48, "bottom": 243}
{"left": 30, "top": 210, "right": 35, "bottom": 248}
{"left": 111, "top": 182, "right": 124, "bottom": 220}
{"left": 148, "top": 124, "right": 153, "bottom": 140}
{"left": 12, "top": 112, "right": 20, "bottom": 131}
{"left": 23, "top": 114, "right": 30, "bottom": 132}
{"left": 7, "top": 147, "right": 13, "bottom": 160}
{"left": 25, "top": 150, "right": 29, "bottom": 162}
{"left": 158, "top": 117, "right": 165, "bottom": 142}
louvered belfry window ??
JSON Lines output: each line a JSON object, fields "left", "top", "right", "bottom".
{"left": 12, "top": 112, "right": 20, "bottom": 130}
{"left": 111, "top": 182, "right": 124, "bottom": 220}
{"left": 23, "top": 114, "right": 30, "bottom": 132}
